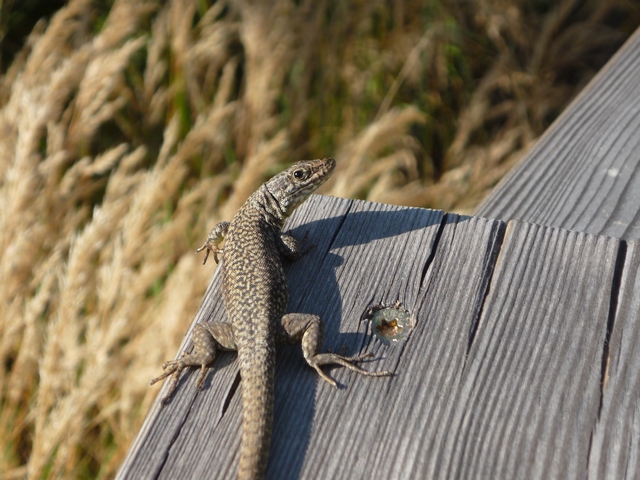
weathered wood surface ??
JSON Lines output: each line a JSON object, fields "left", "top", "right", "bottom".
{"left": 588, "top": 240, "right": 640, "bottom": 479}
{"left": 476, "top": 25, "right": 640, "bottom": 480}
{"left": 476, "top": 27, "right": 640, "bottom": 239}
{"left": 453, "top": 221, "right": 618, "bottom": 479}
{"left": 118, "top": 195, "right": 446, "bottom": 479}
{"left": 118, "top": 195, "right": 626, "bottom": 479}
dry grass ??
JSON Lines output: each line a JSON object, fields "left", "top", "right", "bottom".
{"left": 0, "top": 0, "right": 637, "bottom": 478}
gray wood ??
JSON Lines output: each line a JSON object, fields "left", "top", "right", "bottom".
{"left": 476, "top": 27, "right": 640, "bottom": 240}
{"left": 589, "top": 240, "right": 640, "bottom": 479}
{"left": 350, "top": 214, "right": 506, "bottom": 479}
{"left": 475, "top": 26, "right": 640, "bottom": 480}
{"left": 118, "top": 195, "right": 453, "bottom": 479}
{"left": 119, "top": 195, "right": 626, "bottom": 479}
{"left": 268, "top": 197, "right": 446, "bottom": 479}
{"left": 441, "top": 221, "right": 620, "bottom": 479}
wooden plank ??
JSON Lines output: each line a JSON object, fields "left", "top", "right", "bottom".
{"left": 440, "top": 221, "right": 620, "bottom": 479}
{"left": 345, "top": 214, "right": 506, "bottom": 479}
{"left": 280, "top": 211, "right": 504, "bottom": 479}
{"left": 120, "top": 195, "right": 484, "bottom": 479}
{"left": 265, "top": 198, "right": 447, "bottom": 479}
{"left": 119, "top": 195, "right": 624, "bottom": 479}
{"left": 476, "top": 28, "right": 640, "bottom": 239}
{"left": 588, "top": 240, "right": 640, "bottom": 479}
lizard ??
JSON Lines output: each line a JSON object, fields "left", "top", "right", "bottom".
{"left": 150, "top": 157, "right": 392, "bottom": 479}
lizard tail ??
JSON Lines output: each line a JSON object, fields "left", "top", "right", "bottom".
{"left": 237, "top": 343, "right": 276, "bottom": 480}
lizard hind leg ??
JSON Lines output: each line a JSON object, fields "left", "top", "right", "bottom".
{"left": 150, "top": 322, "right": 236, "bottom": 404}
{"left": 277, "top": 313, "right": 392, "bottom": 388}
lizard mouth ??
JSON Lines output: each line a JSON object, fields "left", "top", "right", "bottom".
{"left": 303, "top": 157, "right": 336, "bottom": 188}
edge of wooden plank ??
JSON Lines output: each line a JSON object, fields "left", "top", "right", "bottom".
{"left": 476, "top": 27, "right": 640, "bottom": 239}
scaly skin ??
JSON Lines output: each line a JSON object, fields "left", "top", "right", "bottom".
{"left": 151, "top": 158, "right": 391, "bottom": 479}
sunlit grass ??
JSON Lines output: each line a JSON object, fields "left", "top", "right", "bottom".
{"left": 0, "top": 0, "right": 637, "bottom": 477}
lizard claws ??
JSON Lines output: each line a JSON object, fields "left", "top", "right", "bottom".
{"left": 196, "top": 242, "right": 223, "bottom": 265}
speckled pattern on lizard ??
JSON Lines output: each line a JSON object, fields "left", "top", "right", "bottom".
{"left": 150, "top": 157, "right": 391, "bottom": 480}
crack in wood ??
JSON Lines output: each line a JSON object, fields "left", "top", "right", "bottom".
{"left": 466, "top": 220, "right": 507, "bottom": 354}
{"left": 221, "top": 371, "right": 242, "bottom": 417}
{"left": 599, "top": 238, "right": 627, "bottom": 408}
{"left": 585, "top": 236, "right": 627, "bottom": 474}
{"left": 419, "top": 213, "right": 448, "bottom": 291}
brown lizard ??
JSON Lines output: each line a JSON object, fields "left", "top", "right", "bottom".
{"left": 150, "top": 157, "right": 391, "bottom": 479}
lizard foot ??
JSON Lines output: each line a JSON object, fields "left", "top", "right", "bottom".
{"left": 150, "top": 354, "right": 211, "bottom": 404}
{"left": 308, "top": 352, "right": 393, "bottom": 388}
{"left": 196, "top": 241, "right": 223, "bottom": 265}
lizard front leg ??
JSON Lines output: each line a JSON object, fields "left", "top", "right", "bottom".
{"left": 196, "top": 221, "right": 230, "bottom": 265}
{"left": 276, "top": 313, "right": 392, "bottom": 387}
{"left": 150, "top": 321, "right": 236, "bottom": 404}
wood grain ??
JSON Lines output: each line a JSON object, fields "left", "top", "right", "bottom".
{"left": 122, "top": 194, "right": 627, "bottom": 479}
{"left": 588, "top": 240, "right": 640, "bottom": 479}
{"left": 350, "top": 214, "right": 505, "bottom": 480}
{"left": 444, "top": 221, "right": 619, "bottom": 479}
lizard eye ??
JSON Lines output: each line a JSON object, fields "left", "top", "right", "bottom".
{"left": 293, "top": 169, "right": 306, "bottom": 179}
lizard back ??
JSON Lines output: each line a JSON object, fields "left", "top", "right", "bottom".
{"left": 221, "top": 159, "right": 336, "bottom": 478}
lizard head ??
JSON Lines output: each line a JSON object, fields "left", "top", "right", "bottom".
{"left": 265, "top": 157, "right": 336, "bottom": 217}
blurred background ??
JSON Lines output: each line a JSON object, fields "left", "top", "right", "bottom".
{"left": 1, "top": 0, "right": 639, "bottom": 478}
